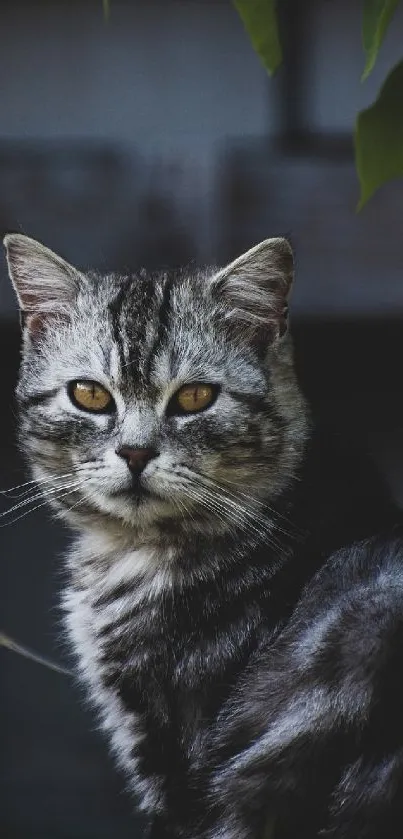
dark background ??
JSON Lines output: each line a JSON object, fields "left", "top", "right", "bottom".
{"left": 2, "top": 1, "right": 403, "bottom": 837}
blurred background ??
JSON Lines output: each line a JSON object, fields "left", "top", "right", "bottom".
{"left": 2, "top": 1, "right": 403, "bottom": 836}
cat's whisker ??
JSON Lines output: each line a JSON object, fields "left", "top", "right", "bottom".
{"left": 183, "top": 485, "right": 238, "bottom": 534}
{"left": 172, "top": 493, "right": 193, "bottom": 526}
{"left": 202, "top": 478, "right": 271, "bottom": 526}
{"left": 177, "top": 466, "right": 263, "bottom": 514}
{"left": 180, "top": 469, "right": 273, "bottom": 533}
{"left": 196, "top": 472, "right": 284, "bottom": 525}
{"left": 0, "top": 464, "right": 96, "bottom": 500}
{"left": 183, "top": 469, "right": 293, "bottom": 545}
{"left": 0, "top": 483, "right": 88, "bottom": 528}
{"left": 193, "top": 491, "right": 254, "bottom": 541}
{"left": 183, "top": 479, "right": 253, "bottom": 526}
{"left": 216, "top": 474, "right": 297, "bottom": 525}
{"left": 216, "top": 474, "right": 301, "bottom": 537}
{"left": 65, "top": 496, "right": 88, "bottom": 515}
{"left": 0, "top": 482, "right": 80, "bottom": 518}
{"left": 0, "top": 470, "right": 78, "bottom": 498}
{"left": 184, "top": 482, "right": 262, "bottom": 540}
{"left": 0, "top": 480, "right": 88, "bottom": 523}
{"left": 184, "top": 478, "right": 284, "bottom": 550}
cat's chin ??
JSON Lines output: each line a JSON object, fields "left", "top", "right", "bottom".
{"left": 110, "top": 485, "right": 155, "bottom": 505}
{"left": 74, "top": 488, "right": 177, "bottom": 531}
{"left": 58, "top": 486, "right": 233, "bottom": 543}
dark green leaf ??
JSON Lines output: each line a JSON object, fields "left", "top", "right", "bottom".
{"left": 355, "top": 59, "right": 403, "bottom": 208}
{"left": 233, "top": 0, "right": 282, "bottom": 76}
{"left": 362, "top": 0, "right": 400, "bottom": 80}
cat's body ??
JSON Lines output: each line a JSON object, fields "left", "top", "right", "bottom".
{"left": 5, "top": 233, "right": 403, "bottom": 839}
{"left": 65, "top": 425, "right": 402, "bottom": 839}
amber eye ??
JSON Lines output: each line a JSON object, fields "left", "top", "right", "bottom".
{"left": 68, "top": 380, "right": 114, "bottom": 414}
{"left": 169, "top": 383, "right": 218, "bottom": 416}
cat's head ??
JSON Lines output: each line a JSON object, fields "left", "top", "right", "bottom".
{"left": 4, "top": 234, "right": 308, "bottom": 544}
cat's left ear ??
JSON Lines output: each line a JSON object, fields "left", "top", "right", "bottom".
{"left": 210, "top": 238, "right": 293, "bottom": 344}
{"left": 3, "top": 234, "right": 82, "bottom": 335}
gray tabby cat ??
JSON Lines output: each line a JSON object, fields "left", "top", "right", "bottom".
{"left": 6, "top": 234, "right": 403, "bottom": 839}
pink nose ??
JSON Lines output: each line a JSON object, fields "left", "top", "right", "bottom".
{"left": 116, "top": 447, "right": 157, "bottom": 474}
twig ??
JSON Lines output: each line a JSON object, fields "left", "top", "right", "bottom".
{"left": 0, "top": 631, "right": 72, "bottom": 677}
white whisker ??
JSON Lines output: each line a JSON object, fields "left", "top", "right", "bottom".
{"left": 0, "top": 470, "right": 77, "bottom": 499}
{"left": 183, "top": 484, "right": 249, "bottom": 537}
{"left": 180, "top": 467, "right": 294, "bottom": 545}
{"left": 217, "top": 474, "right": 299, "bottom": 533}
{"left": 0, "top": 480, "right": 85, "bottom": 519}
{"left": 179, "top": 472, "right": 284, "bottom": 549}
{"left": 183, "top": 489, "right": 230, "bottom": 532}
{"left": 0, "top": 482, "right": 88, "bottom": 527}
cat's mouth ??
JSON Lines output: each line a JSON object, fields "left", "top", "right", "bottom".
{"left": 112, "top": 477, "right": 155, "bottom": 504}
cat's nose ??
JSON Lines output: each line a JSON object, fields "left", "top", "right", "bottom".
{"left": 116, "top": 446, "right": 158, "bottom": 474}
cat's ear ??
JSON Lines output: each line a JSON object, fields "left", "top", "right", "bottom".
{"left": 210, "top": 238, "right": 293, "bottom": 344}
{"left": 3, "top": 234, "right": 82, "bottom": 335}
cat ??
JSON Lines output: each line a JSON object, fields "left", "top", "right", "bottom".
{"left": 4, "top": 232, "right": 403, "bottom": 839}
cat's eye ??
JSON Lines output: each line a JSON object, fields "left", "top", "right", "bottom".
{"left": 68, "top": 380, "right": 115, "bottom": 414}
{"left": 168, "top": 383, "right": 219, "bottom": 416}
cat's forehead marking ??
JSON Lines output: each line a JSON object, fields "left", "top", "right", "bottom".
{"left": 105, "top": 270, "right": 215, "bottom": 394}
{"left": 101, "top": 269, "right": 268, "bottom": 401}
{"left": 107, "top": 272, "right": 171, "bottom": 389}
{"left": 146, "top": 274, "right": 218, "bottom": 386}
{"left": 142, "top": 273, "right": 176, "bottom": 379}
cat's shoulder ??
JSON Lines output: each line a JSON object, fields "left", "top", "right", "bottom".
{"left": 318, "top": 526, "right": 403, "bottom": 592}
{"left": 290, "top": 527, "right": 403, "bottom": 685}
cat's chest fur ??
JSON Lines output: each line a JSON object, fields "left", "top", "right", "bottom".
{"left": 63, "top": 535, "right": 267, "bottom": 813}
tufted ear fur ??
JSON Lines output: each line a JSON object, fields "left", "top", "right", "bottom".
{"left": 210, "top": 238, "right": 294, "bottom": 344}
{"left": 4, "top": 234, "right": 82, "bottom": 336}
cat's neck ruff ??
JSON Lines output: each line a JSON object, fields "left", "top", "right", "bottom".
{"left": 67, "top": 501, "right": 291, "bottom": 604}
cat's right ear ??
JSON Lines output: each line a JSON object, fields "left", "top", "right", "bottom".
{"left": 210, "top": 238, "right": 294, "bottom": 346}
{"left": 3, "top": 234, "right": 82, "bottom": 335}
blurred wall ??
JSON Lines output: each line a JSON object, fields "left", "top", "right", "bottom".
{"left": 0, "top": 0, "right": 403, "bottom": 318}
{"left": 0, "top": 0, "right": 273, "bottom": 149}
{"left": 0, "top": 0, "right": 273, "bottom": 315}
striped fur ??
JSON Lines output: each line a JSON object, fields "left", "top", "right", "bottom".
{"left": 5, "top": 234, "right": 403, "bottom": 839}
